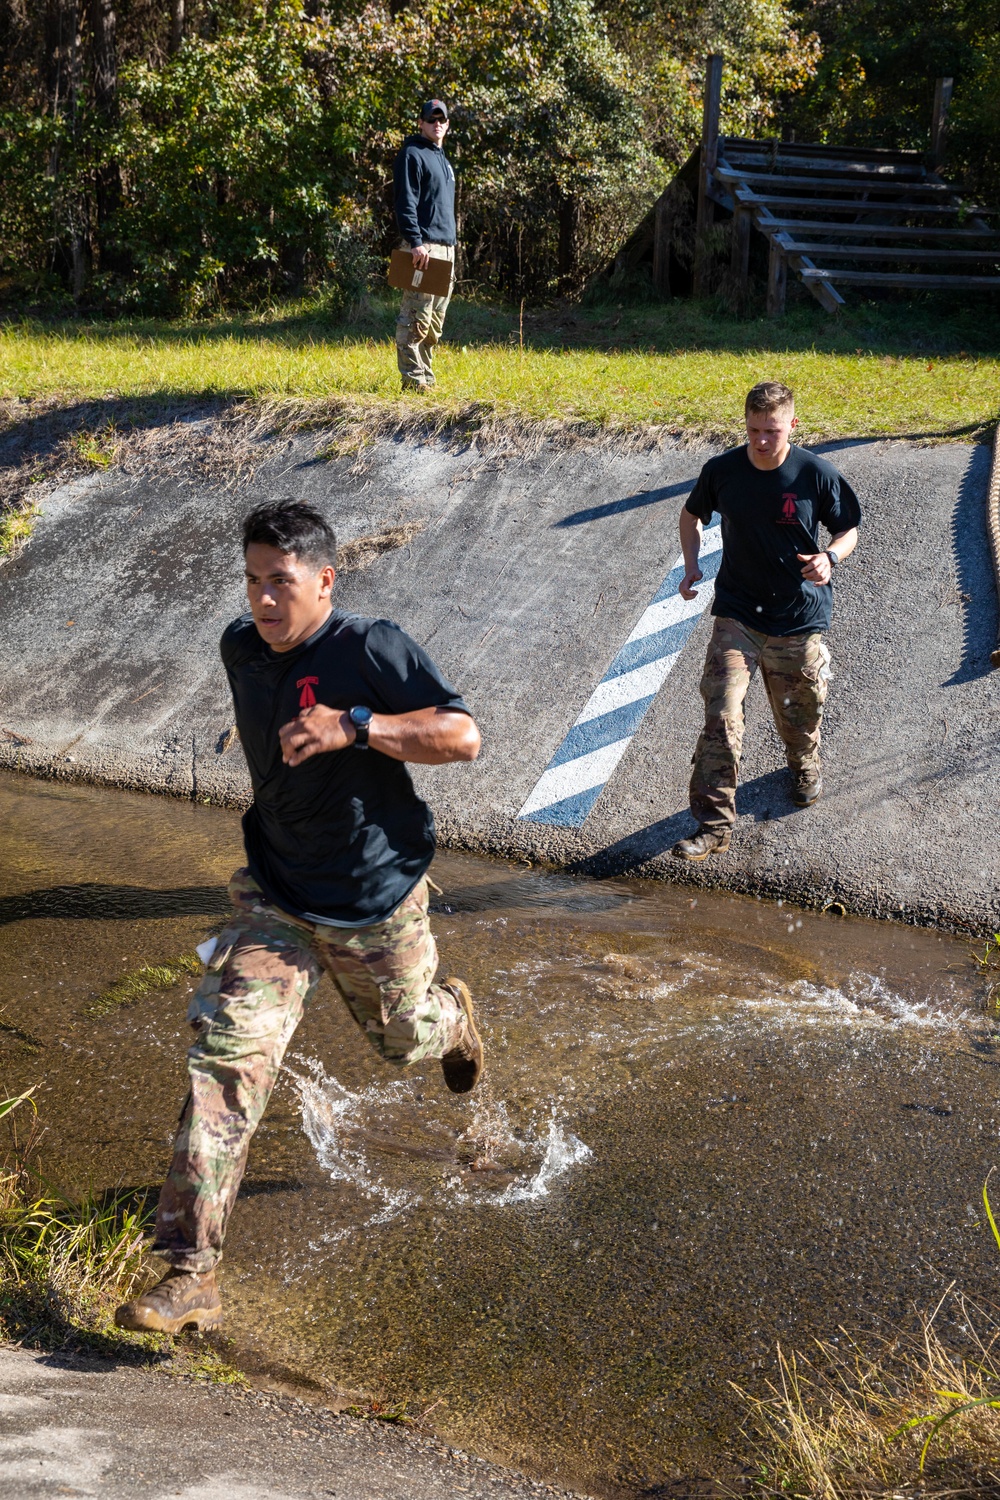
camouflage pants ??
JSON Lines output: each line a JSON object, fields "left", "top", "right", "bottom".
{"left": 153, "top": 867, "right": 464, "bottom": 1272}
{"left": 395, "top": 242, "right": 454, "bottom": 389}
{"left": 690, "top": 616, "right": 831, "bottom": 830}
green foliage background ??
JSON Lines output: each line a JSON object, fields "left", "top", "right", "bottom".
{"left": 0, "top": 0, "right": 994, "bottom": 314}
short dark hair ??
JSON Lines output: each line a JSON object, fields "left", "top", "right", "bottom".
{"left": 746, "top": 381, "right": 794, "bottom": 415}
{"left": 242, "top": 498, "right": 336, "bottom": 570}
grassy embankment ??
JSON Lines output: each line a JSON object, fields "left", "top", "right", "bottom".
{"left": 2, "top": 295, "right": 999, "bottom": 444}
{"left": 2, "top": 294, "right": 997, "bottom": 558}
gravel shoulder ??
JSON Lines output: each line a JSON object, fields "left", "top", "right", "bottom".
{"left": 0, "top": 1345, "right": 582, "bottom": 1500}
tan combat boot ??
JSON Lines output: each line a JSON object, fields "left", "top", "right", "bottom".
{"left": 114, "top": 1267, "right": 222, "bottom": 1334}
{"left": 790, "top": 767, "right": 823, "bottom": 807}
{"left": 671, "top": 826, "right": 732, "bottom": 861}
{"left": 440, "top": 978, "right": 484, "bottom": 1094}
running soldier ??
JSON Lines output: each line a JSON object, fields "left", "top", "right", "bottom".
{"left": 672, "top": 381, "right": 861, "bottom": 860}
{"left": 116, "top": 499, "right": 482, "bottom": 1334}
{"left": 393, "top": 98, "right": 456, "bottom": 392}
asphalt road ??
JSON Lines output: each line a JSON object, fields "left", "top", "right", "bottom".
{"left": 0, "top": 413, "right": 996, "bottom": 928}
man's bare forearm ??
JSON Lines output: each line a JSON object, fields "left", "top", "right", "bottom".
{"left": 370, "top": 707, "right": 481, "bottom": 764}
{"left": 278, "top": 703, "right": 480, "bottom": 768}
{"left": 679, "top": 507, "right": 703, "bottom": 572}
{"left": 677, "top": 507, "right": 706, "bottom": 600}
{"left": 830, "top": 526, "right": 858, "bottom": 562}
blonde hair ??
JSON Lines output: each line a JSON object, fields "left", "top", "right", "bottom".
{"left": 745, "top": 381, "right": 794, "bottom": 415}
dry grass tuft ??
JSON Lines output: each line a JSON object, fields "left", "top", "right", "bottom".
{"left": 337, "top": 522, "right": 424, "bottom": 571}
{"left": 740, "top": 1181, "right": 1000, "bottom": 1497}
{"left": 738, "top": 1293, "right": 1000, "bottom": 1498}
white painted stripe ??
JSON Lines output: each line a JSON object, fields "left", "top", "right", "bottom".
{"left": 623, "top": 528, "right": 722, "bottom": 645}
{"left": 518, "top": 517, "right": 723, "bottom": 825}
{"left": 624, "top": 581, "right": 714, "bottom": 645}
{"left": 575, "top": 652, "right": 682, "bottom": 723}
{"left": 517, "top": 738, "right": 633, "bottom": 818}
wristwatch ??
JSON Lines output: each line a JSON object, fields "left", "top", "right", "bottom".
{"left": 349, "top": 705, "right": 373, "bottom": 749}
{"left": 825, "top": 548, "right": 840, "bottom": 569}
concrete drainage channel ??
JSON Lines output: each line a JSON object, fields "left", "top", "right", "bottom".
{"left": 0, "top": 410, "right": 997, "bottom": 932}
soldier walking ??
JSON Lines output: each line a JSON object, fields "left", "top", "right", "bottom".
{"left": 393, "top": 98, "right": 457, "bottom": 392}
{"left": 672, "top": 381, "right": 861, "bottom": 861}
{"left": 116, "top": 498, "right": 483, "bottom": 1334}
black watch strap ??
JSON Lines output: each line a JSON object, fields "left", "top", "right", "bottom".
{"left": 349, "top": 706, "right": 372, "bottom": 748}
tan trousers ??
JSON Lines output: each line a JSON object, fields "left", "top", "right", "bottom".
{"left": 690, "top": 615, "right": 831, "bottom": 829}
{"left": 395, "top": 242, "right": 455, "bottom": 388}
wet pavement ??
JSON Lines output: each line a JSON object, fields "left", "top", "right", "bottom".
{"left": 2, "top": 771, "right": 999, "bottom": 1496}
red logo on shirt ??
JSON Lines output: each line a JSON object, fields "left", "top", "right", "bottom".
{"left": 778, "top": 493, "right": 798, "bottom": 523}
{"left": 297, "top": 676, "right": 319, "bottom": 709}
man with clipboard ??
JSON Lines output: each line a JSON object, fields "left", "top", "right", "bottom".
{"left": 392, "top": 99, "right": 457, "bottom": 391}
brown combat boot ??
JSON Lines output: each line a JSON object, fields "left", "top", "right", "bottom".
{"left": 440, "top": 978, "right": 484, "bottom": 1095}
{"left": 790, "top": 767, "right": 823, "bottom": 807}
{"left": 114, "top": 1267, "right": 222, "bottom": 1334}
{"left": 671, "top": 826, "right": 732, "bottom": 861}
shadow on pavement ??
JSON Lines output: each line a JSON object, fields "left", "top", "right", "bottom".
{"left": 554, "top": 478, "right": 697, "bottom": 528}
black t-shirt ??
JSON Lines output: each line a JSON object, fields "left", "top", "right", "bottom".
{"left": 221, "top": 609, "right": 469, "bottom": 927}
{"left": 685, "top": 444, "right": 862, "bottom": 635}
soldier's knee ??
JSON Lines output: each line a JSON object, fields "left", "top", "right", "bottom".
{"left": 702, "top": 711, "right": 743, "bottom": 746}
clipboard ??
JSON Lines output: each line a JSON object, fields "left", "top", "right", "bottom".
{"left": 388, "top": 248, "right": 453, "bottom": 297}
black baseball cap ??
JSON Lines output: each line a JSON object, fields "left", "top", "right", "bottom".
{"left": 420, "top": 99, "right": 449, "bottom": 122}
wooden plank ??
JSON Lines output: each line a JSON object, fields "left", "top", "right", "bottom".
{"left": 723, "top": 137, "right": 921, "bottom": 164}
{"left": 694, "top": 52, "right": 724, "bottom": 298}
{"left": 767, "top": 238, "right": 787, "bottom": 315}
{"left": 773, "top": 230, "right": 847, "bottom": 310}
{"left": 652, "top": 193, "right": 672, "bottom": 296}
{"left": 926, "top": 166, "right": 996, "bottom": 237}
{"left": 731, "top": 204, "right": 751, "bottom": 291}
{"left": 931, "top": 77, "right": 954, "bottom": 167}
{"left": 800, "top": 269, "right": 1000, "bottom": 288}
{"left": 736, "top": 189, "right": 974, "bottom": 216}
{"left": 777, "top": 242, "right": 1000, "bottom": 262}
{"left": 723, "top": 152, "right": 925, "bottom": 179}
{"left": 718, "top": 167, "right": 951, "bottom": 195}
{"left": 749, "top": 218, "right": 1000, "bottom": 240}
{"left": 791, "top": 253, "right": 845, "bottom": 312}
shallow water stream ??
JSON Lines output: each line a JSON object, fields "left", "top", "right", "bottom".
{"left": 2, "top": 771, "right": 999, "bottom": 1495}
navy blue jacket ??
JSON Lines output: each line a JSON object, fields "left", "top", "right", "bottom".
{"left": 393, "top": 135, "right": 456, "bottom": 248}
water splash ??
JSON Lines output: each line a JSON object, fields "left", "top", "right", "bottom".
{"left": 740, "top": 974, "right": 970, "bottom": 1032}
{"left": 288, "top": 1060, "right": 418, "bottom": 1233}
{"left": 286, "top": 1056, "right": 591, "bottom": 1233}
{"left": 494, "top": 1114, "right": 593, "bottom": 1204}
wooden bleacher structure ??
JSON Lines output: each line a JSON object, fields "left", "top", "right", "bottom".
{"left": 611, "top": 59, "right": 1000, "bottom": 314}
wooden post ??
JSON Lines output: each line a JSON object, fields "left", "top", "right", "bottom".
{"left": 731, "top": 204, "right": 751, "bottom": 293}
{"left": 693, "top": 52, "right": 723, "bottom": 299}
{"left": 652, "top": 191, "right": 673, "bottom": 297}
{"left": 930, "top": 76, "right": 953, "bottom": 166}
{"left": 766, "top": 237, "right": 787, "bottom": 317}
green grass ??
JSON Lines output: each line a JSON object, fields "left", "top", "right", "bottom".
{"left": 0, "top": 1088, "right": 247, "bottom": 1382}
{"left": 0, "top": 501, "right": 38, "bottom": 558}
{"left": 2, "top": 293, "right": 998, "bottom": 443}
{"left": 85, "top": 954, "right": 202, "bottom": 1018}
